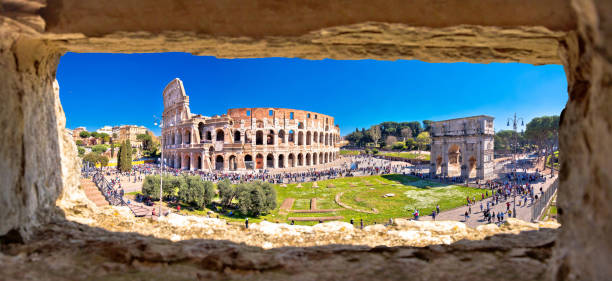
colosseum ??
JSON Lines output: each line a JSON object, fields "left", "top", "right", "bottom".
{"left": 161, "top": 78, "right": 341, "bottom": 171}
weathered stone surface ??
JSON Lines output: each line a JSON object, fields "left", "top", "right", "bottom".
{"left": 551, "top": 1, "right": 612, "bottom": 280}
{"left": 1, "top": 0, "right": 611, "bottom": 280}
{"left": 0, "top": 220, "right": 558, "bottom": 281}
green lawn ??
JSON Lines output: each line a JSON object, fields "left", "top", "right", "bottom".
{"left": 379, "top": 151, "right": 431, "bottom": 161}
{"left": 201, "top": 174, "right": 486, "bottom": 226}
{"left": 340, "top": 150, "right": 362, "bottom": 156}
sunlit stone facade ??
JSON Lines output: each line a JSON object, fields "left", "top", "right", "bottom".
{"left": 161, "top": 78, "right": 341, "bottom": 171}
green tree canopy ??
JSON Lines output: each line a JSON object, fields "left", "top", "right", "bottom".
{"left": 79, "top": 131, "right": 90, "bottom": 138}
{"left": 415, "top": 131, "right": 431, "bottom": 153}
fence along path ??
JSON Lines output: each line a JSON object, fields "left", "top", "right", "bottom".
{"left": 532, "top": 178, "right": 558, "bottom": 221}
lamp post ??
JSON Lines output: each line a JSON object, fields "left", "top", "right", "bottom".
{"left": 507, "top": 113, "right": 524, "bottom": 218}
{"left": 154, "top": 117, "right": 164, "bottom": 217}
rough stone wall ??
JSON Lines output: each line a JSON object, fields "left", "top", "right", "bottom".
{"left": 551, "top": 0, "right": 612, "bottom": 280}
{"left": 0, "top": 28, "right": 65, "bottom": 240}
{"left": 3, "top": 0, "right": 612, "bottom": 279}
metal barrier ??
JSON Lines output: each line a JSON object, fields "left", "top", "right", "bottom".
{"left": 92, "top": 172, "right": 138, "bottom": 216}
{"left": 531, "top": 178, "right": 558, "bottom": 221}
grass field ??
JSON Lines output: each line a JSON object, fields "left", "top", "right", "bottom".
{"left": 176, "top": 174, "right": 486, "bottom": 225}
{"left": 339, "top": 150, "right": 362, "bottom": 156}
{"left": 379, "top": 151, "right": 431, "bottom": 161}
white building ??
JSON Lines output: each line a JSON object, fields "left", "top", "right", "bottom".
{"left": 96, "top": 125, "right": 113, "bottom": 135}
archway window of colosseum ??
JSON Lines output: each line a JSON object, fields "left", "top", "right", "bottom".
{"left": 288, "top": 130, "right": 295, "bottom": 143}
{"left": 306, "top": 153, "right": 312, "bottom": 165}
{"left": 184, "top": 130, "right": 191, "bottom": 144}
{"left": 278, "top": 130, "right": 286, "bottom": 144}
{"left": 287, "top": 153, "right": 295, "bottom": 168}
{"left": 266, "top": 154, "right": 274, "bottom": 168}
{"left": 206, "top": 131, "right": 212, "bottom": 141}
{"left": 298, "top": 132, "right": 304, "bottom": 145}
{"left": 267, "top": 130, "right": 275, "bottom": 145}
{"left": 197, "top": 156, "right": 202, "bottom": 170}
{"left": 278, "top": 154, "right": 285, "bottom": 168}
{"left": 298, "top": 122, "right": 304, "bottom": 129}
{"left": 228, "top": 155, "right": 237, "bottom": 171}
{"left": 256, "top": 131, "right": 264, "bottom": 145}
{"left": 255, "top": 154, "right": 264, "bottom": 169}
{"left": 198, "top": 122, "right": 205, "bottom": 141}
{"left": 244, "top": 154, "right": 253, "bottom": 169}
{"left": 298, "top": 153, "right": 304, "bottom": 166}
{"left": 234, "top": 130, "right": 241, "bottom": 143}
{"left": 215, "top": 129, "right": 224, "bottom": 142}
{"left": 215, "top": 155, "right": 224, "bottom": 170}
{"left": 257, "top": 120, "right": 264, "bottom": 128}
{"left": 306, "top": 131, "right": 312, "bottom": 145}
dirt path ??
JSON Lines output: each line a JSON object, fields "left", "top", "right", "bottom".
{"left": 279, "top": 198, "right": 295, "bottom": 214}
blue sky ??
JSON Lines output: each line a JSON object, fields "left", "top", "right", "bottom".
{"left": 57, "top": 52, "right": 567, "bottom": 136}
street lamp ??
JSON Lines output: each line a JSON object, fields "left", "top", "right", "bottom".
{"left": 154, "top": 117, "right": 164, "bottom": 217}
{"left": 507, "top": 113, "right": 524, "bottom": 218}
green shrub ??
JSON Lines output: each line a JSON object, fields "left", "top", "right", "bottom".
{"left": 179, "top": 176, "right": 215, "bottom": 209}
{"left": 235, "top": 181, "right": 277, "bottom": 216}
{"left": 77, "top": 147, "right": 85, "bottom": 156}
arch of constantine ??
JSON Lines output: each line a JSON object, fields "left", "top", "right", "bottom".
{"left": 429, "top": 116, "right": 495, "bottom": 180}
{"left": 161, "top": 78, "right": 341, "bottom": 171}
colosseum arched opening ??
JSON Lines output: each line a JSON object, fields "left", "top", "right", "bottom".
{"left": 2, "top": 0, "right": 611, "bottom": 280}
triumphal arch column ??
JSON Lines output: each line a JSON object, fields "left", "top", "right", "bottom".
{"left": 429, "top": 116, "right": 495, "bottom": 180}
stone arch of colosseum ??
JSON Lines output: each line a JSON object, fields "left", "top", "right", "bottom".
{"left": 2, "top": 0, "right": 610, "bottom": 279}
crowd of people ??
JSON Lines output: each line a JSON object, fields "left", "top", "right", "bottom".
{"left": 89, "top": 155, "right": 414, "bottom": 185}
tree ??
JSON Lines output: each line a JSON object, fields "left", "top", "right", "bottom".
{"left": 405, "top": 138, "right": 416, "bottom": 150}
{"left": 91, "top": 144, "right": 109, "bottom": 154}
{"left": 392, "top": 141, "right": 406, "bottom": 150}
{"left": 142, "top": 175, "right": 161, "bottom": 200}
{"left": 99, "top": 133, "right": 110, "bottom": 144}
{"left": 415, "top": 131, "right": 431, "bottom": 154}
{"left": 75, "top": 139, "right": 84, "bottom": 146}
{"left": 79, "top": 131, "right": 90, "bottom": 138}
{"left": 137, "top": 133, "right": 153, "bottom": 151}
{"left": 217, "top": 179, "right": 235, "bottom": 207}
{"left": 400, "top": 127, "right": 413, "bottom": 141}
{"left": 422, "top": 120, "right": 434, "bottom": 133}
{"left": 368, "top": 125, "right": 381, "bottom": 147}
{"left": 90, "top": 132, "right": 100, "bottom": 139}
{"left": 178, "top": 176, "right": 215, "bottom": 209}
{"left": 110, "top": 138, "right": 115, "bottom": 158}
{"left": 117, "top": 140, "right": 133, "bottom": 172}
{"left": 82, "top": 152, "right": 108, "bottom": 167}
{"left": 525, "top": 115, "right": 559, "bottom": 172}
{"left": 385, "top": 135, "right": 398, "bottom": 147}
{"left": 234, "top": 181, "right": 277, "bottom": 216}
{"left": 77, "top": 147, "right": 85, "bottom": 156}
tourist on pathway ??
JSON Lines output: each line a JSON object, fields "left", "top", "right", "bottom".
{"left": 245, "top": 218, "right": 249, "bottom": 229}
{"left": 480, "top": 202, "right": 483, "bottom": 213}
{"left": 464, "top": 210, "right": 469, "bottom": 221}
{"left": 432, "top": 210, "right": 436, "bottom": 221}
{"left": 436, "top": 204, "right": 440, "bottom": 214}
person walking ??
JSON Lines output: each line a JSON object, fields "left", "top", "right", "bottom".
{"left": 436, "top": 204, "right": 440, "bottom": 214}
{"left": 464, "top": 210, "right": 469, "bottom": 221}
{"left": 432, "top": 210, "right": 436, "bottom": 221}
{"left": 245, "top": 218, "right": 249, "bottom": 229}
{"left": 480, "top": 202, "right": 483, "bottom": 213}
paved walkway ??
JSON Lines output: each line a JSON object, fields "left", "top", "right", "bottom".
{"left": 420, "top": 174, "right": 558, "bottom": 228}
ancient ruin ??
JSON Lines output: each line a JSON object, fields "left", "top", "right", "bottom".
{"left": 161, "top": 78, "right": 340, "bottom": 171}
{"left": 430, "top": 116, "right": 495, "bottom": 180}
